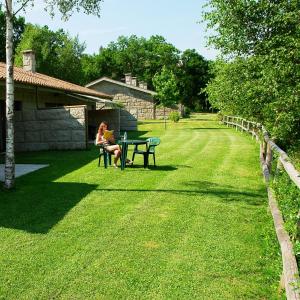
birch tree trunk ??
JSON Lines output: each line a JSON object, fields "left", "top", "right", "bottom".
{"left": 4, "top": 0, "right": 15, "bottom": 189}
{"left": 164, "top": 106, "right": 166, "bottom": 130}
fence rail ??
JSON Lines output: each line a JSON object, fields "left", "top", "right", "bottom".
{"left": 223, "top": 115, "right": 300, "bottom": 299}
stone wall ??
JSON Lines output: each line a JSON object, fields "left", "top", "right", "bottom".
{"left": 14, "top": 106, "right": 87, "bottom": 151}
{"left": 113, "top": 93, "right": 155, "bottom": 120}
{"left": 155, "top": 105, "right": 182, "bottom": 119}
{"left": 88, "top": 81, "right": 156, "bottom": 120}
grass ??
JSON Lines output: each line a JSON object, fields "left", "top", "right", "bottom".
{"left": 0, "top": 114, "right": 282, "bottom": 299}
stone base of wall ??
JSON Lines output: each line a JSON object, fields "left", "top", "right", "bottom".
{"left": 155, "top": 104, "right": 184, "bottom": 119}
{"left": 15, "top": 106, "right": 87, "bottom": 152}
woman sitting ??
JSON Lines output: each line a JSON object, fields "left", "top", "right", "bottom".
{"left": 96, "top": 121, "right": 132, "bottom": 168}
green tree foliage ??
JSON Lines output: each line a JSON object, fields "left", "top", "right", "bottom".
{"left": 153, "top": 66, "right": 179, "bottom": 107}
{"left": 0, "top": 7, "right": 25, "bottom": 62}
{"left": 178, "top": 49, "right": 211, "bottom": 111}
{"left": 82, "top": 35, "right": 211, "bottom": 110}
{"left": 82, "top": 35, "right": 180, "bottom": 89}
{"left": 15, "top": 24, "right": 86, "bottom": 84}
{"left": 205, "top": 1, "right": 300, "bottom": 146}
{"left": 153, "top": 66, "right": 180, "bottom": 128}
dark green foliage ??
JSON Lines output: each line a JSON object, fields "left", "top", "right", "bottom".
{"left": 177, "top": 49, "right": 211, "bottom": 111}
{"left": 14, "top": 24, "right": 86, "bottom": 84}
{"left": 204, "top": 1, "right": 300, "bottom": 147}
{"left": 81, "top": 35, "right": 211, "bottom": 110}
{"left": 0, "top": 7, "right": 25, "bottom": 62}
{"left": 82, "top": 35, "right": 180, "bottom": 89}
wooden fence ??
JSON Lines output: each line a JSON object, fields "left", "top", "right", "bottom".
{"left": 223, "top": 115, "right": 300, "bottom": 299}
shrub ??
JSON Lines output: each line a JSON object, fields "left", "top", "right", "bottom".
{"left": 169, "top": 111, "right": 180, "bottom": 123}
{"left": 184, "top": 107, "right": 191, "bottom": 118}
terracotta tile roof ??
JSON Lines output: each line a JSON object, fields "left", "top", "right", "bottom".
{"left": 0, "top": 62, "right": 112, "bottom": 99}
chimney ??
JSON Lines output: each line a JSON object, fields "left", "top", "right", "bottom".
{"left": 22, "top": 50, "right": 36, "bottom": 72}
{"left": 125, "top": 73, "right": 132, "bottom": 85}
{"left": 131, "top": 77, "right": 137, "bottom": 86}
{"left": 138, "top": 81, "right": 144, "bottom": 89}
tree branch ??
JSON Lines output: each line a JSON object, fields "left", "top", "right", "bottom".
{"left": 13, "top": 0, "right": 31, "bottom": 16}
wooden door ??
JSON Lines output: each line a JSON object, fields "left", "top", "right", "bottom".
{"left": 0, "top": 101, "right": 5, "bottom": 152}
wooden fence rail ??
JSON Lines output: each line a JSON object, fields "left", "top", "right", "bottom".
{"left": 223, "top": 115, "right": 300, "bottom": 299}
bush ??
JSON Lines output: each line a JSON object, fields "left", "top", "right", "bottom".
{"left": 184, "top": 107, "right": 191, "bottom": 118}
{"left": 169, "top": 111, "right": 180, "bottom": 123}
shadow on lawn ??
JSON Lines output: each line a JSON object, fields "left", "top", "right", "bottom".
{"left": 95, "top": 180, "right": 265, "bottom": 206}
{"left": 128, "top": 164, "right": 192, "bottom": 171}
{"left": 0, "top": 148, "right": 99, "bottom": 234}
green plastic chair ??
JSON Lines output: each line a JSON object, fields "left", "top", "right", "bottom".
{"left": 132, "top": 137, "right": 160, "bottom": 167}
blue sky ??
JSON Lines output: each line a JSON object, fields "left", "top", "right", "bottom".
{"left": 19, "top": 0, "right": 218, "bottom": 60}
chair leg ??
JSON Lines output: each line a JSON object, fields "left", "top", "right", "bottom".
{"left": 143, "top": 153, "right": 149, "bottom": 168}
{"left": 109, "top": 154, "right": 112, "bottom": 166}
{"left": 132, "top": 152, "right": 135, "bottom": 162}
{"left": 98, "top": 154, "right": 101, "bottom": 167}
{"left": 104, "top": 152, "right": 108, "bottom": 169}
{"left": 153, "top": 153, "right": 156, "bottom": 166}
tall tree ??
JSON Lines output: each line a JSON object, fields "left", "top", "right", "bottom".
{"left": 153, "top": 66, "right": 180, "bottom": 129}
{"left": 15, "top": 24, "right": 86, "bottom": 84}
{"left": 177, "top": 49, "right": 210, "bottom": 111}
{"left": 3, "top": 0, "right": 103, "bottom": 189}
{"left": 82, "top": 35, "right": 180, "bottom": 89}
{"left": 0, "top": 7, "right": 25, "bottom": 62}
{"left": 204, "top": 1, "right": 300, "bottom": 146}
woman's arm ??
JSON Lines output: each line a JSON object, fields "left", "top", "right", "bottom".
{"left": 96, "top": 133, "right": 104, "bottom": 145}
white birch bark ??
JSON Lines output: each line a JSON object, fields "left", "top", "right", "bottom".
{"left": 4, "top": 0, "right": 15, "bottom": 189}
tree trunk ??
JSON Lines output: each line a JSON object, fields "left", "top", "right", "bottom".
{"left": 4, "top": 0, "right": 15, "bottom": 189}
{"left": 164, "top": 106, "right": 166, "bottom": 130}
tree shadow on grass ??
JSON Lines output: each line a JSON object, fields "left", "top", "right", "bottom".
{"left": 186, "top": 127, "right": 230, "bottom": 130}
{"left": 128, "top": 164, "right": 192, "bottom": 171}
{"left": 0, "top": 148, "right": 100, "bottom": 234}
{"left": 95, "top": 180, "right": 266, "bottom": 206}
{"left": 0, "top": 182, "right": 97, "bottom": 234}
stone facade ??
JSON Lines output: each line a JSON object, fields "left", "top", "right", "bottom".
{"left": 87, "top": 79, "right": 183, "bottom": 124}
{"left": 87, "top": 80, "right": 155, "bottom": 120}
{"left": 14, "top": 106, "right": 87, "bottom": 151}
{"left": 113, "top": 93, "right": 155, "bottom": 120}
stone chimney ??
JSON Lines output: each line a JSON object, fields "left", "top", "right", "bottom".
{"left": 139, "top": 81, "right": 148, "bottom": 90}
{"left": 131, "top": 77, "right": 137, "bottom": 87}
{"left": 125, "top": 73, "right": 132, "bottom": 85}
{"left": 22, "top": 50, "right": 36, "bottom": 72}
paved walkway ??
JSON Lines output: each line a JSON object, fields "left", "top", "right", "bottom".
{"left": 0, "top": 164, "right": 49, "bottom": 182}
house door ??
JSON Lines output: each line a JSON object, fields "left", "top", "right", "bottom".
{"left": 0, "top": 101, "right": 5, "bottom": 152}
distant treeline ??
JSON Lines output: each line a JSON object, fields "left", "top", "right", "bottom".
{"left": 0, "top": 10, "right": 211, "bottom": 111}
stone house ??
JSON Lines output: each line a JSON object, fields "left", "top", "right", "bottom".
{"left": 0, "top": 50, "right": 123, "bottom": 152}
{"left": 86, "top": 74, "right": 183, "bottom": 131}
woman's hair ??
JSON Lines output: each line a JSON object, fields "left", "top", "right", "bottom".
{"left": 98, "top": 121, "right": 109, "bottom": 134}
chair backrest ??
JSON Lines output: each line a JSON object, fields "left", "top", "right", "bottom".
{"left": 147, "top": 137, "right": 160, "bottom": 152}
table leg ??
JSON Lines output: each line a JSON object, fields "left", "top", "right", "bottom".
{"left": 121, "top": 142, "right": 128, "bottom": 170}
{"left": 121, "top": 142, "right": 125, "bottom": 170}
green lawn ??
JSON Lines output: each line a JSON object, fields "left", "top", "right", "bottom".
{"left": 0, "top": 114, "right": 281, "bottom": 299}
